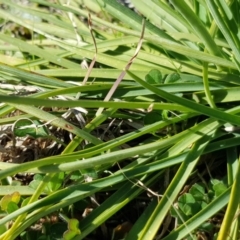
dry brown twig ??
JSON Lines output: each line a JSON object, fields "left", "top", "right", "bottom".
{"left": 116, "top": 162, "right": 162, "bottom": 200}
{"left": 96, "top": 19, "right": 146, "bottom": 116}
{"left": 82, "top": 13, "right": 98, "bottom": 86}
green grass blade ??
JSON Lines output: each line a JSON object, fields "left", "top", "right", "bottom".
{"left": 206, "top": 0, "right": 240, "bottom": 64}
{"left": 139, "top": 134, "right": 214, "bottom": 239}
{"left": 170, "top": 0, "right": 223, "bottom": 57}
{"left": 128, "top": 71, "right": 240, "bottom": 127}
{"left": 218, "top": 156, "right": 240, "bottom": 239}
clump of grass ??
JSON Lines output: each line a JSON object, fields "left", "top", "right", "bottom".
{"left": 0, "top": 1, "right": 240, "bottom": 239}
